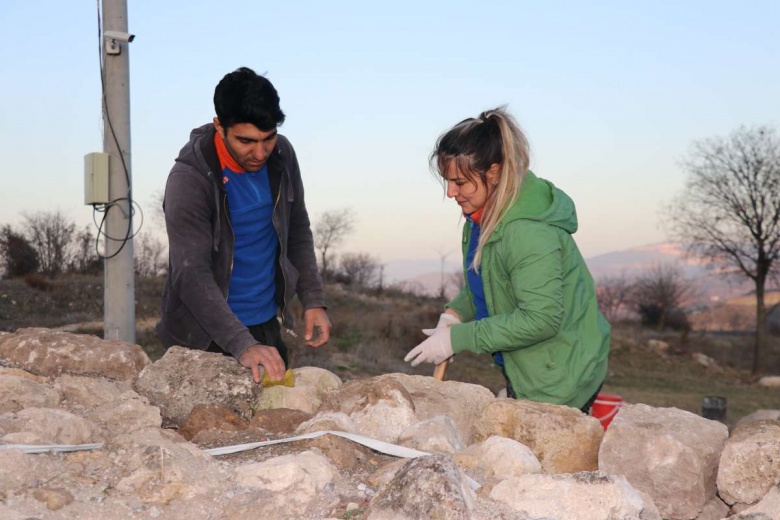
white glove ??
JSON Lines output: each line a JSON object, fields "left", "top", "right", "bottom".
{"left": 404, "top": 328, "right": 454, "bottom": 367}
{"left": 422, "top": 312, "right": 461, "bottom": 337}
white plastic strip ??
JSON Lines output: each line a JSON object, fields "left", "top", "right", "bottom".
{"left": 0, "top": 443, "right": 104, "bottom": 454}
{"left": 204, "top": 430, "right": 481, "bottom": 490}
{"left": 203, "top": 430, "right": 430, "bottom": 457}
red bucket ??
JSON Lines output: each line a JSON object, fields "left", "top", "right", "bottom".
{"left": 591, "top": 393, "right": 623, "bottom": 430}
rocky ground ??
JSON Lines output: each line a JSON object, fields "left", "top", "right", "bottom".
{"left": 1, "top": 328, "right": 780, "bottom": 519}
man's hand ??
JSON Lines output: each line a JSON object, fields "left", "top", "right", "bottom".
{"left": 422, "top": 311, "right": 461, "bottom": 337}
{"left": 404, "top": 327, "right": 454, "bottom": 367}
{"left": 304, "top": 307, "right": 331, "bottom": 347}
{"left": 239, "top": 344, "right": 285, "bottom": 383}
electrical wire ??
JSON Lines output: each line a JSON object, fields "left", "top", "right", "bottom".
{"left": 93, "top": 0, "right": 141, "bottom": 260}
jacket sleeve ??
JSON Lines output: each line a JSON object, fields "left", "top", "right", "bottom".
{"left": 284, "top": 143, "right": 325, "bottom": 310}
{"left": 451, "top": 221, "right": 564, "bottom": 354}
{"left": 164, "top": 166, "right": 256, "bottom": 358}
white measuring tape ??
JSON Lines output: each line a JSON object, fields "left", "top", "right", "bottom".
{"left": 1, "top": 431, "right": 481, "bottom": 490}
{"left": 0, "top": 443, "right": 104, "bottom": 453}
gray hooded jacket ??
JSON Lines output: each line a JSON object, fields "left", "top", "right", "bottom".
{"left": 156, "top": 123, "right": 324, "bottom": 359}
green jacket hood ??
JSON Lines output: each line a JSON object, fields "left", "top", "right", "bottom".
{"left": 493, "top": 171, "right": 578, "bottom": 240}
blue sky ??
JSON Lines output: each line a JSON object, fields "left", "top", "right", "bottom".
{"left": 1, "top": 1, "right": 778, "bottom": 264}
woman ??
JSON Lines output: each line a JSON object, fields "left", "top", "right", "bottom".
{"left": 404, "top": 106, "right": 610, "bottom": 413}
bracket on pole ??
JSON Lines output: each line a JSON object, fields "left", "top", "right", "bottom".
{"left": 103, "top": 30, "right": 135, "bottom": 56}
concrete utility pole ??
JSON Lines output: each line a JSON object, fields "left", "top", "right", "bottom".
{"left": 102, "top": 0, "right": 135, "bottom": 343}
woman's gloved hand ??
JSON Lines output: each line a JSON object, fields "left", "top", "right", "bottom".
{"left": 404, "top": 328, "right": 454, "bottom": 367}
{"left": 422, "top": 312, "right": 461, "bottom": 337}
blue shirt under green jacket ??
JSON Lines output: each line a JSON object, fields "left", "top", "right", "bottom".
{"left": 446, "top": 171, "right": 610, "bottom": 409}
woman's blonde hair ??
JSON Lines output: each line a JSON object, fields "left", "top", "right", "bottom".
{"left": 431, "top": 106, "right": 530, "bottom": 270}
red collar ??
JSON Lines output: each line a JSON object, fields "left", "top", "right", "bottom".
{"left": 468, "top": 208, "right": 484, "bottom": 225}
{"left": 214, "top": 133, "right": 245, "bottom": 173}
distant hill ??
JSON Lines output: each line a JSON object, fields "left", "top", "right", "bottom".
{"left": 387, "top": 242, "right": 770, "bottom": 305}
{"left": 584, "top": 242, "right": 773, "bottom": 305}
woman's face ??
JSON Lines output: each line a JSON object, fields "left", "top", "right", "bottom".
{"left": 444, "top": 161, "right": 497, "bottom": 215}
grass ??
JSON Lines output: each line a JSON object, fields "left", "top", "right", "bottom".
{"left": 1, "top": 274, "right": 778, "bottom": 428}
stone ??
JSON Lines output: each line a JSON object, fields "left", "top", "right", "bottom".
{"left": 54, "top": 374, "right": 132, "bottom": 409}
{"left": 454, "top": 435, "right": 542, "bottom": 480}
{"left": 0, "top": 366, "right": 48, "bottom": 383}
{"left": 305, "top": 432, "right": 380, "bottom": 471}
{"left": 397, "top": 415, "right": 464, "bottom": 454}
{"left": 234, "top": 450, "right": 336, "bottom": 492}
{"left": 695, "top": 496, "right": 729, "bottom": 520}
{"left": 0, "top": 328, "right": 150, "bottom": 383}
{"left": 231, "top": 450, "right": 337, "bottom": 517}
{"left": 32, "top": 487, "right": 74, "bottom": 511}
{"left": 110, "top": 426, "right": 226, "bottom": 504}
{"left": 178, "top": 404, "right": 250, "bottom": 441}
{"left": 296, "top": 411, "right": 357, "bottom": 435}
{"left": 717, "top": 420, "right": 780, "bottom": 506}
{"left": 0, "top": 374, "right": 61, "bottom": 413}
{"left": 363, "top": 454, "right": 476, "bottom": 519}
{"left": 729, "top": 483, "right": 780, "bottom": 519}
{"left": 758, "top": 376, "right": 780, "bottom": 388}
{"left": 473, "top": 398, "right": 603, "bottom": 473}
{"left": 87, "top": 391, "right": 163, "bottom": 435}
{"left": 248, "top": 408, "right": 312, "bottom": 435}
{"left": 0, "top": 449, "right": 58, "bottom": 492}
{"left": 599, "top": 403, "right": 728, "bottom": 520}
{"left": 0, "top": 407, "right": 105, "bottom": 445}
{"left": 380, "top": 374, "right": 496, "bottom": 445}
{"left": 315, "top": 376, "right": 418, "bottom": 443}
{"left": 134, "top": 346, "right": 262, "bottom": 427}
{"left": 255, "top": 366, "right": 342, "bottom": 414}
{"left": 489, "top": 471, "right": 660, "bottom": 520}
{"left": 648, "top": 339, "right": 669, "bottom": 353}
{"left": 734, "top": 410, "right": 780, "bottom": 430}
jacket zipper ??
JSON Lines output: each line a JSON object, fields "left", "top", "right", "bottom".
{"left": 271, "top": 186, "right": 297, "bottom": 337}
{"left": 223, "top": 191, "right": 234, "bottom": 301}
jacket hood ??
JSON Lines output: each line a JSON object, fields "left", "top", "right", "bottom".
{"left": 174, "top": 123, "right": 218, "bottom": 177}
{"left": 497, "top": 170, "right": 578, "bottom": 235}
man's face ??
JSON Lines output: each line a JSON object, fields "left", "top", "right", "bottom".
{"left": 214, "top": 118, "right": 278, "bottom": 172}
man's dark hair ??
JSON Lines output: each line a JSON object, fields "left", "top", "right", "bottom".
{"left": 213, "top": 67, "right": 286, "bottom": 131}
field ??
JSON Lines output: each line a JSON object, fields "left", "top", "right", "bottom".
{"left": 1, "top": 273, "right": 778, "bottom": 428}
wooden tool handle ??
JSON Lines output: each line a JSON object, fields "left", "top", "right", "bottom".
{"left": 433, "top": 359, "right": 449, "bottom": 381}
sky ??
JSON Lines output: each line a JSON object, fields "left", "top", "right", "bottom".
{"left": 1, "top": 0, "right": 778, "bottom": 270}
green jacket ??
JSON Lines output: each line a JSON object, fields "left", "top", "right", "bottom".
{"left": 447, "top": 171, "right": 610, "bottom": 409}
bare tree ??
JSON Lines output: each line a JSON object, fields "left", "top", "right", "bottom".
{"left": 134, "top": 232, "right": 168, "bottom": 278}
{"left": 376, "top": 263, "right": 386, "bottom": 292}
{"left": 313, "top": 208, "right": 355, "bottom": 280}
{"left": 632, "top": 263, "right": 694, "bottom": 331}
{"left": 596, "top": 274, "right": 635, "bottom": 323}
{"left": 22, "top": 210, "right": 76, "bottom": 277}
{"left": 665, "top": 125, "right": 780, "bottom": 373}
{"left": 338, "top": 252, "right": 379, "bottom": 287}
{"left": 70, "top": 225, "right": 101, "bottom": 274}
{"left": 150, "top": 190, "right": 166, "bottom": 231}
{"left": 0, "top": 225, "right": 39, "bottom": 278}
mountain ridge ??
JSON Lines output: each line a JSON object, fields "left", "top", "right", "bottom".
{"left": 387, "top": 241, "right": 766, "bottom": 304}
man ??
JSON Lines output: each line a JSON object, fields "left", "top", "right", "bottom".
{"left": 157, "top": 67, "right": 330, "bottom": 383}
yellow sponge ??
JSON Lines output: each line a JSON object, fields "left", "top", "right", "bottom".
{"left": 261, "top": 368, "right": 295, "bottom": 388}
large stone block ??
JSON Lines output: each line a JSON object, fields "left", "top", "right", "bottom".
{"left": 599, "top": 403, "right": 728, "bottom": 520}
{"left": 473, "top": 398, "right": 603, "bottom": 474}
